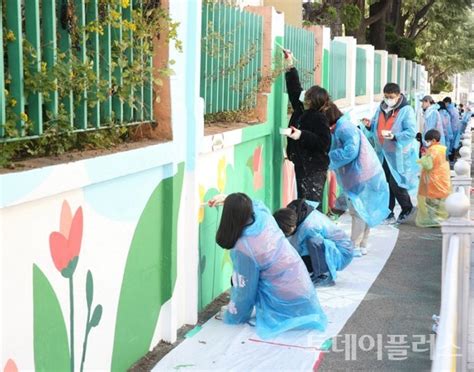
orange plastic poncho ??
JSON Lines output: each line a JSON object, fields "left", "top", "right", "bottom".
{"left": 416, "top": 144, "right": 451, "bottom": 227}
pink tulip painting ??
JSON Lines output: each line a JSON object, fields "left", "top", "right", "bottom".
{"left": 49, "top": 201, "right": 83, "bottom": 277}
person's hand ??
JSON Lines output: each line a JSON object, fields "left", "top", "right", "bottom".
{"left": 361, "top": 118, "right": 371, "bottom": 128}
{"left": 283, "top": 49, "right": 294, "bottom": 68}
{"left": 382, "top": 130, "right": 395, "bottom": 140}
{"left": 208, "top": 194, "right": 227, "bottom": 207}
{"left": 288, "top": 126, "right": 301, "bottom": 140}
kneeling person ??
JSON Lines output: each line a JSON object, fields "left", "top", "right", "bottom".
{"left": 274, "top": 199, "right": 354, "bottom": 287}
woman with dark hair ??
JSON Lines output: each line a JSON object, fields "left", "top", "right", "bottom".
{"left": 209, "top": 193, "right": 327, "bottom": 339}
{"left": 283, "top": 51, "right": 331, "bottom": 207}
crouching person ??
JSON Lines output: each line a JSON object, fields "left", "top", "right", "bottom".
{"left": 273, "top": 199, "right": 354, "bottom": 287}
{"left": 209, "top": 193, "right": 327, "bottom": 339}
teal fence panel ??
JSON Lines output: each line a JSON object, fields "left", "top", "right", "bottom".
{"left": 284, "top": 25, "right": 315, "bottom": 90}
{"left": 387, "top": 57, "right": 393, "bottom": 83}
{"left": 330, "top": 40, "right": 346, "bottom": 101}
{"left": 200, "top": 3, "right": 263, "bottom": 115}
{"left": 355, "top": 47, "right": 367, "bottom": 97}
{"left": 405, "top": 61, "right": 412, "bottom": 96}
{"left": 397, "top": 60, "right": 403, "bottom": 86}
{"left": 1, "top": 1, "right": 155, "bottom": 142}
{"left": 373, "top": 53, "right": 382, "bottom": 95}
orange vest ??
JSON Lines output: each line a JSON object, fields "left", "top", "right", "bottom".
{"left": 377, "top": 110, "right": 399, "bottom": 144}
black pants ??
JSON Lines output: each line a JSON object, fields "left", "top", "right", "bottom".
{"left": 382, "top": 159, "right": 413, "bottom": 213}
{"left": 295, "top": 167, "right": 327, "bottom": 209}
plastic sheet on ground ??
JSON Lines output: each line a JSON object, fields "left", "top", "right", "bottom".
{"left": 153, "top": 214, "right": 400, "bottom": 371}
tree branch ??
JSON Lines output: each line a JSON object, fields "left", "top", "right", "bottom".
{"left": 406, "top": 0, "right": 436, "bottom": 38}
{"left": 362, "top": 0, "right": 392, "bottom": 27}
{"left": 413, "top": 19, "right": 429, "bottom": 39}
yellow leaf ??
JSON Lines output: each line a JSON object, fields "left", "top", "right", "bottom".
{"left": 217, "top": 157, "right": 227, "bottom": 192}
{"left": 198, "top": 185, "right": 206, "bottom": 223}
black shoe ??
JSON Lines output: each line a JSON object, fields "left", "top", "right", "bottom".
{"left": 397, "top": 208, "right": 415, "bottom": 224}
{"left": 313, "top": 273, "right": 336, "bottom": 287}
{"left": 383, "top": 212, "right": 396, "bottom": 225}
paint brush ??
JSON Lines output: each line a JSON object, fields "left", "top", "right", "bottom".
{"left": 274, "top": 42, "right": 298, "bottom": 62}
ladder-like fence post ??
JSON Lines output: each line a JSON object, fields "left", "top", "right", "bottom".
{"left": 439, "top": 191, "right": 474, "bottom": 372}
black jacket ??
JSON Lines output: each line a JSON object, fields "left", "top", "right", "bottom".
{"left": 285, "top": 67, "right": 331, "bottom": 172}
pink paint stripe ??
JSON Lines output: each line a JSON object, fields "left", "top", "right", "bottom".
{"left": 248, "top": 338, "right": 320, "bottom": 351}
{"left": 312, "top": 352, "right": 325, "bottom": 371}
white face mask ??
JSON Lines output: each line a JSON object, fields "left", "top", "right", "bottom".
{"left": 425, "top": 141, "right": 433, "bottom": 147}
{"left": 384, "top": 98, "right": 398, "bottom": 107}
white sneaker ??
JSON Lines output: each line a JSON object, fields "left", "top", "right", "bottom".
{"left": 360, "top": 247, "right": 368, "bottom": 255}
{"left": 353, "top": 248, "right": 363, "bottom": 257}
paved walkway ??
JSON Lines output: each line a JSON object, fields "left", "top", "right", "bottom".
{"left": 319, "top": 223, "right": 442, "bottom": 370}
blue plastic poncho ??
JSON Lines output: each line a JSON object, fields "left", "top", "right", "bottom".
{"left": 329, "top": 114, "right": 390, "bottom": 227}
{"left": 448, "top": 103, "right": 461, "bottom": 149}
{"left": 369, "top": 101, "right": 420, "bottom": 191}
{"left": 224, "top": 200, "right": 327, "bottom": 339}
{"left": 460, "top": 111, "right": 472, "bottom": 136}
{"left": 439, "top": 109, "right": 453, "bottom": 154}
{"left": 423, "top": 104, "right": 446, "bottom": 147}
{"left": 288, "top": 209, "right": 353, "bottom": 281}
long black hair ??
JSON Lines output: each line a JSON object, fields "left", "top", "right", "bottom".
{"left": 216, "top": 193, "right": 254, "bottom": 249}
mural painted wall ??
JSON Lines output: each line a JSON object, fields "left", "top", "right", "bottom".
{"left": 0, "top": 1, "right": 429, "bottom": 370}
{"left": 1, "top": 158, "right": 185, "bottom": 371}
{"left": 0, "top": 0, "right": 202, "bottom": 370}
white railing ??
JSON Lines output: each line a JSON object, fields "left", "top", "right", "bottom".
{"left": 432, "top": 235, "right": 459, "bottom": 372}
{"left": 432, "top": 119, "right": 474, "bottom": 372}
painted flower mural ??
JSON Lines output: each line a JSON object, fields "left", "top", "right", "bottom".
{"left": 49, "top": 202, "right": 83, "bottom": 276}
{"left": 252, "top": 146, "right": 263, "bottom": 190}
{"left": 217, "top": 157, "right": 227, "bottom": 192}
{"left": 34, "top": 201, "right": 102, "bottom": 372}
{"left": 282, "top": 159, "right": 297, "bottom": 207}
{"left": 198, "top": 185, "right": 206, "bottom": 223}
{"left": 3, "top": 359, "right": 18, "bottom": 372}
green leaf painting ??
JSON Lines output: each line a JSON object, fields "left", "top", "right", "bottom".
{"left": 33, "top": 264, "right": 70, "bottom": 372}
{"left": 111, "top": 163, "right": 185, "bottom": 371}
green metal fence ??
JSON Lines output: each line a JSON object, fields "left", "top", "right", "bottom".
{"left": 387, "top": 57, "right": 393, "bottom": 83}
{"left": 330, "top": 40, "right": 346, "bottom": 101}
{"left": 284, "top": 25, "right": 315, "bottom": 90}
{"left": 200, "top": 3, "right": 263, "bottom": 115}
{"left": 1, "top": 0, "right": 154, "bottom": 142}
{"left": 355, "top": 47, "right": 367, "bottom": 97}
{"left": 373, "top": 53, "right": 382, "bottom": 95}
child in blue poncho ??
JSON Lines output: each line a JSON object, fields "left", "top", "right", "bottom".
{"left": 208, "top": 193, "right": 327, "bottom": 339}
{"left": 326, "top": 103, "right": 389, "bottom": 256}
{"left": 273, "top": 199, "right": 354, "bottom": 287}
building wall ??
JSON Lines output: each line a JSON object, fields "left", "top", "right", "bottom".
{"left": 1, "top": 0, "right": 203, "bottom": 370}
{"left": 0, "top": 1, "right": 429, "bottom": 371}
{"left": 264, "top": 0, "right": 302, "bottom": 27}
